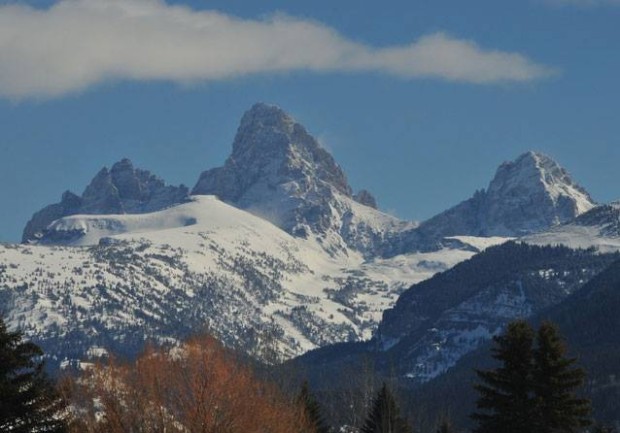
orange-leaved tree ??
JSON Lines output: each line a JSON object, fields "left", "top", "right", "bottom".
{"left": 63, "top": 335, "right": 316, "bottom": 433}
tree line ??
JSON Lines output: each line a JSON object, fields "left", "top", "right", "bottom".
{"left": 0, "top": 314, "right": 616, "bottom": 433}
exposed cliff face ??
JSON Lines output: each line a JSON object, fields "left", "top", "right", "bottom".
{"left": 192, "top": 103, "right": 401, "bottom": 257}
{"left": 192, "top": 103, "right": 352, "bottom": 237}
{"left": 353, "top": 190, "right": 378, "bottom": 209}
{"left": 23, "top": 159, "right": 189, "bottom": 243}
{"left": 193, "top": 103, "right": 352, "bottom": 203}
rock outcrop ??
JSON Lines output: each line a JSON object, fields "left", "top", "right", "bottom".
{"left": 23, "top": 159, "right": 189, "bottom": 243}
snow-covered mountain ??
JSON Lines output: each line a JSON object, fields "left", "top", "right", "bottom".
{"left": 192, "top": 103, "right": 416, "bottom": 258}
{"left": 409, "top": 151, "right": 595, "bottom": 250}
{"left": 4, "top": 103, "right": 614, "bottom": 372}
{"left": 23, "top": 158, "right": 189, "bottom": 243}
{"left": 2, "top": 195, "right": 482, "bottom": 369}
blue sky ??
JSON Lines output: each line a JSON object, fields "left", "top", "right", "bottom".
{"left": 0, "top": 0, "right": 619, "bottom": 242}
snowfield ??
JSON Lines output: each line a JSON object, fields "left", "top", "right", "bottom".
{"left": 0, "top": 195, "right": 505, "bottom": 367}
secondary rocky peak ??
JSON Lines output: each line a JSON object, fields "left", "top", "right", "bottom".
{"left": 484, "top": 151, "right": 595, "bottom": 234}
{"left": 23, "top": 159, "right": 189, "bottom": 243}
{"left": 489, "top": 151, "right": 588, "bottom": 201}
{"left": 413, "top": 151, "right": 596, "bottom": 244}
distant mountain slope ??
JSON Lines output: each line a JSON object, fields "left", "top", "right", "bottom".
{"left": 23, "top": 158, "right": 189, "bottom": 243}
{"left": 407, "top": 257, "right": 620, "bottom": 429}
{"left": 376, "top": 242, "right": 617, "bottom": 381}
{"left": 289, "top": 243, "right": 618, "bottom": 382}
{"left": 524, "top": 202, "right": 620, "bottom": 252}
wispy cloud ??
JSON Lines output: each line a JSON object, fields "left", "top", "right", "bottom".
{"left": 0, "top": 0, "right": 556, "bottom": 100}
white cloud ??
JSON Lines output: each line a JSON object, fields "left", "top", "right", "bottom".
{"left": 0, "top": 0, "right": 556, "bottom": 99}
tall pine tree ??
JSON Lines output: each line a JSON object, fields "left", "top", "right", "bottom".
{"left": 532, "top": 321, "right": 591, "bottom": 433}
{"left": 360, "top": 383, "right": 412, "bottom": 433}
{"left": 0, "top": 316, "right": 67, "bottom": 433}
{"left": 472, "top": 320, "right": 594, "bottom": 433}
{"left": 435, "top": 419, "right": 454, "bottom": 433}
{"left": 471, "top": 320, "right": 536, "bottom": 433}
{"left": 297, "top": 380, "right": 330, "bottom": 433}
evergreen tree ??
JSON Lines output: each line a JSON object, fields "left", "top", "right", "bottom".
{"left": 360, "top": 383, "right": 412, "bottom": 433}
{"left": 471, "top": 320, "right": 536, "bottom": 433}
{"left": 435, "top": 419, "right": 454, "bottom": 433}
{"left": 532, "top": 321, "right": 592, "bottom": 433}
{"left": 0, "top": 316, "right": 67, "bottom": 433}
{"left": 297, "top": 380, "right": 330, "bottom": 433}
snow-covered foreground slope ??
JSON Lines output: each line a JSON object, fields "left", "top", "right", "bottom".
{"left": 1, "top": 196, "right": 500, "bottom": 368}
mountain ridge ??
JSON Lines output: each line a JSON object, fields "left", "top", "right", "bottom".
{"left": 24, "top": 104, "right": 597, "bottom": 256}
{"left": 9, "top": 102, "right": 619, "bottom": 375}
{"left": 23, "top": 158, "right": 190, "bottom": 243}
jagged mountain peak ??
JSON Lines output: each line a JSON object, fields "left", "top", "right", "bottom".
{"left": 237, "top": 103, "right": 295, "bottom": 134}
{"left": 492, "top": 151, "right": 580, "bottom": 189}
{"left": 491, "top": 151, "right": 564, "bottom": 190}
{"left": 485, "top": 151, "right": 595, "bottom": 232}
{"left": 23, "top": 158, "right": 189, "bottom": 243}
{"left": 413, "top": 151, "right": 596, "bottom": 243}
{"left": 193, "top": 103, "right": 352, "bottom": 200}
{"left": 489, "top": 151, "right": 593, "bottom": 212}
{"left": 192, "top": 103, "right": 398, "bottom": 256}
{"left": 232, "top": 103, "right": 298, "bottom": 158}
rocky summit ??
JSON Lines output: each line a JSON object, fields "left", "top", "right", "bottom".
{"left": 413, "top": 151, "right": 595, "bottom": 245}
{"left": 193, "top": 103, "right": 353, "bottom": 202}
{"left": 23, "top": 159, "right": 189, "bottom": 243}
{"left": 191, "top": 102, "right": 355, "bottom": 237}
{"left": 192, "top": 103, "right": 407, "bottom": 257}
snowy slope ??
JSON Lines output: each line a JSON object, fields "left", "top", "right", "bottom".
{"left": 1, "top": 195, "right": 500, "bottom": 368}
{"left": 523, "top": 202, "right": 620, "bottom": 252}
